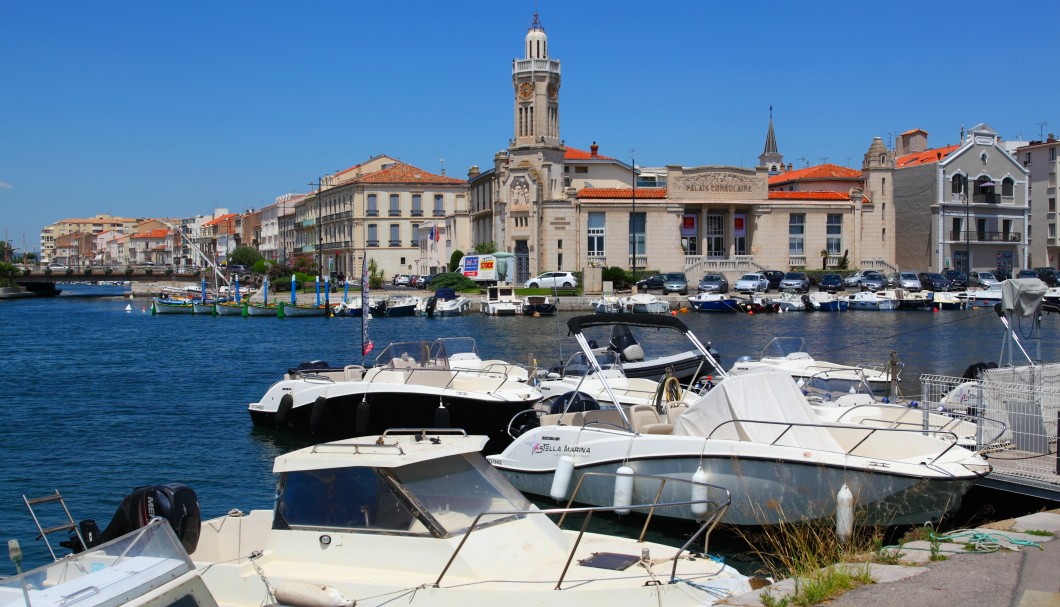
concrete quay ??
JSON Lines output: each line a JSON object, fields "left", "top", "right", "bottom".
{"left": 726, "top": 509, "right": 1060, "bottom": 607}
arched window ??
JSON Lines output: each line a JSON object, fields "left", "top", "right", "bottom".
{"left": 1002, "top": 177, "right": 1015, "bottom": 197}
{"left": 951, "top": 174, "right": 966, "bottom": 195}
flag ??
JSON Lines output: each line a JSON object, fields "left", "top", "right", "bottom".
{"left": 433, "top": 225, "right": 441, "bottom": 242}
{"left": 361, "top": 256, "right": 373, "bottom": 356}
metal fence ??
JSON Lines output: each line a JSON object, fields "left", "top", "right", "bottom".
{"left": 920, "top": 365, "right": 1060, "bottom": 491}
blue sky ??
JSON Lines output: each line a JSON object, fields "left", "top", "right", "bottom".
{"left": 2, "top": 1, "right": 1057, "bottom": 254}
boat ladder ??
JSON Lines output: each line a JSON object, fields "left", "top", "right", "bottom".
{"left": 22, "top": 490, "right": 86, "bottom": 561}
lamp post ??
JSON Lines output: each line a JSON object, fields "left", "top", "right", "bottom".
{"left": 631, "top": 152, "right": 637, "bottom": 278}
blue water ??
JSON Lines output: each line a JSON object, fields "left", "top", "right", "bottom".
{"left": 1, "top": 294, "right": 1054, "bottom": 573}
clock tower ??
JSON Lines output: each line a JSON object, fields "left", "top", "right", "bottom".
{"left": 512, "top": 13, "right": 560, "bottom": 148}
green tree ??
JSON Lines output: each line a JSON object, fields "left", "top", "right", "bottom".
{"left": 229, "top": 246, "right": 263, "bottom": 268}
{"left": 0, "top": 261, "right": 17, "bottom": 287}
{"left": 449, "top": 250, "right": 464, "bottom": 272}
{"left": 473, "top": 241, "right": 497, "bottom": 254}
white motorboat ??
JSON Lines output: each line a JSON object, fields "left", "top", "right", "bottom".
{"left": 956, "top": 282, "right": 1005, "bottom": 307}
{"left": 845, "top": 290, "right": 899, "bottom": 310}
{"left": 188, "top": 430, "right": 752, "bottom": 607}
{"left": 418, "top": 287, "right": 471, "bottom": 317}
{"left": 579, "top": 313, "right": 722, "bottom": 383}
{"left": 806, "top": 291, "right": 848, "bottom": 311}
{"left": 687, "top": 292, "right": 743, "bottom": 312}
{"left": 619, "top": 293, "right": 669, "bottom": 314}
{"left": 333, "top": 296, "right": 374, "bottom": 317}
{"left": 730, "top": 337, "right": 896, "bottom": 397}
{"left": 488, "top": 317, "right": 992, "bottom": 526}
{"left": 374, "top": 295, "right": 419, "bottom": 317}
{"left": 590, "top": 295, "right": 620, "bottom": 313}
{"left": 480, "top": 285, "right": 521, "bottom": 316}
{"left": 248, "top": 338, "right": 542, "bottom": 454}
{"left": 772, "top": 290, "right": 811, "bottom": 312}
{"left": 522, "top": 294, "right": 558, "bottom": 315}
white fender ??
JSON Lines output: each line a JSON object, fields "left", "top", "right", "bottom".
{"left": 614, "top": 466, "right": 634, "bottom": 515}
{"left": 273, "top": 581, "right": 354, "bottom": 607}
{"left": 549, "top": 455, "right": 575, "bottom": 501}
{"left": 836, "top": 484, "right": 854, "bottom": 543}
{"left": 690, "top": 466, "right": 709, "bottom": 518}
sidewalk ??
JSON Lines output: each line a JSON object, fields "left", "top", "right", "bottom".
{"left": 725, "top": 509, "right": 1060, "bottom": 607}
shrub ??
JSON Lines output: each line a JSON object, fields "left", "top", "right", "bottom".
{"left": 145, "top": 268, "right": 153, "bottom": 276}
{"left": 104, "top": 267, "right": 114, "bottom": 276}
{"left": 22, "top": 268, "right": 31, "bottom": 276}
{"left": 64, "top": 267, "right": 73, "bottom": 275}
{"left": 44, "top": 267, "right": 53, "bottom": 275}
{"left": 429, "top": 272, "right": 479, "bottom": 292}
{"left": 164, "top": 267, "right": 173, "bottom": 276}
{"left": 449, "top": 250, "right": 464, "bottom": 272}
{"left": 84, "top": 267, "right": 93, "bottom": 276}
{"left": 124, "top": 267, "right": 133, "bottom": 276}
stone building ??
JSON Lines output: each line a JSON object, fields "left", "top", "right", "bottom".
{"left": 1015, "top": 135, "right": 1060, "bottom": 269}
{"left": 893, "top": 124, "right": 1029, "bottom": 274}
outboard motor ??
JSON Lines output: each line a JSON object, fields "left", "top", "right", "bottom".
{"left": 62, "top": 483, "right": 201, "bottom": 555}
{"left": 425, "top": 296, "right": 437, "bottom": 318}
{"left": 289, "top": 360, "right": 332, "bottom": 376}
{"left": 545, "top": 390, "right": 601, "bottom": 415}
{"left": 609, "top": 326, "right": 645, "bottom": 362}
{"left": 800, "top": 293, "right": 815, "bottom": 311}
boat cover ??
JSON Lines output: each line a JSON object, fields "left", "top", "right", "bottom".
{"left": 567, "top": 313, "right": 690, "bottom": 334}
{"left": 673, "top": 368, "right": 843, "bottom": 452}
{"left": 1000, "top": 278, "right": 1046, "bottom": 317}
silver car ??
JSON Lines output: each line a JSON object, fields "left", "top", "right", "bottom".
{"left": 734, "top": 272, "right": 768, "bottom": 293}
{"left": 888, "top": 271, "right": 921, "bottom": 291}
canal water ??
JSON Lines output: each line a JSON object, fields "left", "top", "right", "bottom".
{"left": 1, "top": 294, "right": 1056, "bottom": 573}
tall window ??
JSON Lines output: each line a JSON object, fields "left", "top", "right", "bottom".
{"left": 411, "top": 223, "right": 420, "bottom": 246}
{"left": 367, "top": 194, "right": 378, "bottom": 216}
{"left": 389, "top": 194, "right": 400, "bottom": 216}
{"left": 789, "top": 214, "right": 805, "bottom": 255}
{"left": 705, "top": 215, "right": 724, "bottom": 257}
{"left": 826, "top": 214, "right": 842, "bottom": 254}
{"left": 367, "top": 224, "right": 378, "bottom": 246}
{"left": 587, "top": 212, "right": 605, "bottom": 258}
{"left": 628, "top": 212, "right": 645, "bottom": 256}
{"left": 951, "top": 174, "right": 966, "bottom": 195}
{"left": 389, "top": 224, "right": 400, "bottom": 246}
{"left": 434, "top": 195, "right": 445, "bottom": 216}
{"left": 1002, "top": 177, "right": 1014, "bottom": 198}
{"left": 412, "top": 194, "right": 422, "bottom": 216}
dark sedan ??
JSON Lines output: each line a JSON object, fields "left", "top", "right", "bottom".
{"left": 697, "top": 273, "right": 729, "bottom": 294}
{"left": 761, "top": 270, "right": 785, "bottom": 292}
{"left": 918, "top": 272, "right": 951, "bottom": 292}
{"left": 817, "top": 273, "right": 844, "bottom": 293}
{"left": 943, "top": 270, "right": 968, "bottom": 289}
{"left": 1035, "top": 268, "right": 1060, "bottom": 287}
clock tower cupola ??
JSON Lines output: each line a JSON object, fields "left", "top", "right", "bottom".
{"left": 512, "top": 13, "right": 561, "bottom": 148}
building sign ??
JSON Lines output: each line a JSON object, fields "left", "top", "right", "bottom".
{"left": 734, "top": 214, "right": 746, "bottom": 237}
{"left": 463, "top": 256, "right": 479, "bottom": 277}
{"left": 672, "top": 172, "right": 756, "bottom": 193}
{"left": 667, "top": 168, "right": 765, "bottom": 201}
{"left": 680, "top": 214, "right": 697, "bottom": 237}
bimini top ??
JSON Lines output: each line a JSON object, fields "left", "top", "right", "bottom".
{"left": 273, "top": 432, "right": 488, "bottom": 473}
{"left": 567, "top": 313, "right": 690, "bottom": 334}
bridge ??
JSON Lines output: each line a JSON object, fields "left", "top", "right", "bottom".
{"left": 14, "top": 268, "right": 233, "bottom": 285}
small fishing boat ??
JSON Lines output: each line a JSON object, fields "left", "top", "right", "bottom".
{"left": 279, "top": 302, "right": 330, "bottom": 317}
{"left": 214, "top": 301, "right": 246, "bottom": 316}
{"left": 245, "top": 302, "right": 280, "bottom": 316}
{"left": 845, "top": 290, "right": 899, "bottom": 310}
{"left": 151, "top": 298, "right": 194, "bottom": 314}
{"left": 687, "top": 292, "right": 742, "bottom": 312}
{"left": 590, "top": 294, "right": 620, "bottom": 313}
{"left": 480, "top": 285, "right": 521, "bottom": 316}
{"left": 522, "top": 294, "right": 558, "bottom": 315}
{"left": 807, "top": 291, "right": 849, "bottom": 311}
{"left": 374, "top": 295, "right": 419, "bottom": 317}
{"left": 618, "top": 293, "right": 669, "bottom": 314}
{"left": 433, "top": 288, "right": 472, "bottom": 316}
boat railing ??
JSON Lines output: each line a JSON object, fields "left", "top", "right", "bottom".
{"left": 434, "top": 471, "right": 732, "bottom": 590}
{"left": 369, "top": 364, "right": 527, "bottom": 394}
{"left": 704, "top": 419, "right": 966, "bottom": 469}
{"left": 831, "top": 403, "right": 1009, "bottom": 448}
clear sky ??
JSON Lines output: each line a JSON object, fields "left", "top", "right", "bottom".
{"left": 2, "top": 0, "right": 1058, "bottom": 255}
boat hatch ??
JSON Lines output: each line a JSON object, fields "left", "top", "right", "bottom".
{"left": 578, "top": 552, "right": 641, "bottom": 571}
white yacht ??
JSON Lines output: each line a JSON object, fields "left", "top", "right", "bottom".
{"left": 480, "top": 285, "right": 521, "bottom": 316}
{"left": 730, "top": 337, "right": 895, "bottom": 396}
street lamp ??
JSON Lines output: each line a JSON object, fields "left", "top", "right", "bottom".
{"left": 631, "top": 152, "right": 637, "bottom": 278}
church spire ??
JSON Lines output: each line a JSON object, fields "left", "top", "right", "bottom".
{"left": 758, "top": 105, "right": 783, "bottom": 174}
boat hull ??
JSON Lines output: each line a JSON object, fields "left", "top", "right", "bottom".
{"left": 687, "top": 297, "right": 741, "bottom": 312}
{"left": 245, "top": 304, "right": 280, "bottom": 317}
{"left": 281, "top": 303, "right": 330, "bottom": 317}
{"left": 214, "top": 302, "right": 246, "bottom": 316}
{"left": 152, "top": 301, "right": 194, "bottom": 314}
{"left": 523, "top": 303, "right": 557, "bottom": 315}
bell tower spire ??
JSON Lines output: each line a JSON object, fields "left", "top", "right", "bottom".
{"left": 512, "top": 13, "right": 561, "bottom": 148}
{"left": 758, "top": 105, "right": 784, "bottom": 174}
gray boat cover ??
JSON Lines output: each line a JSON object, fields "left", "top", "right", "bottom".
{"left": 673, "top": 368, "right": 843, "bottom": 452}
{"left": 1000, "top": 278, "right": 1046, "bottom": 317}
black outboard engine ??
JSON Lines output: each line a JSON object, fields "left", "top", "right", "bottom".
{"left": 545, "top": 391, "right": 601, "bottom": 415}
{"left": 62, "top": 483, "right": 201, "bottom": 555}
{"left": 425, "top": 296, "right": 437, "bottom": 318}
{"left": 961, "top": 361, "right": 998, "bottom": 380}
{"left": 289, "top": 360, "right": 332, "bottom": 376}
{"left": 609, "top": 325, "right": 645, "bottom": 362}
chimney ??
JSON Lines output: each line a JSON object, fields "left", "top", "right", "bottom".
{"left": 468, "top": 165, "right": 481, "bottom": 178}
{"left": 590, "top": 141, "right": 599, "bottom": 158}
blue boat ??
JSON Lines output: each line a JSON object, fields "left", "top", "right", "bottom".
{"left": 687, "top": 293, "right": 742, "bottom": 312}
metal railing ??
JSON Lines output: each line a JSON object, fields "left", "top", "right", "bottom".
{"left": 947, "top": 230, "right": 1021, "bottom": 242}
{"left": 435, "top": 471, "right": 730, "bottom": 589}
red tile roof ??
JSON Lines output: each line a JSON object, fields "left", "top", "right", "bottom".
{"left": 131, "top": 228, "right": 171, "bottom": 239}
{"left": 768, "top": 164, "right": 861, "bottom": 185}
{"left": 564, "top": 146, "right": 614, "bottom": 160}
{"left": 203, "top": 213, "right": 239, "bottom": 227}
{"left": 895, "top": 144, "right": 961, "bottom": 168}
{"left": 358, "top": 162, "right": 465, "bottom": 184}
{"left": 901, "top": 128, "right": 928, "bottom": 136}
{"left": 577, "top": 187, "right": 667, "bottom": 199}
{"left": 768, "top": 191, "right": 872, "bottom": 203}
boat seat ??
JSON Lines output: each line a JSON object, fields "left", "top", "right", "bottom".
{"left": 629, "top": 404, "right": 673, "bottom": 435}
{"left": 389, "top": 355, "right": 418, "bottom": 369}
{"left": 621, "top": 344, "right": 645, "bottom": 363}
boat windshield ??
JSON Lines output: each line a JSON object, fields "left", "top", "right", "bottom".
{"left": 274, "top": 454, "right": 531, "bottom": 537}
{"left": 760, "top": 337, "right": 809, "bottom": 359}
{"left": 373, "top": 341, "right": 450, "bottom": 369}
{"left": 562, "top": 351, "right": 623, "bottom": 376}
{"left": 800, "top": 367, "right": 876, "bottom": 400}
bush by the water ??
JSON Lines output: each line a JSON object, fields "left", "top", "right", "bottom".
{"left": 429, "top": 272, "right": 479, "bottom": 292}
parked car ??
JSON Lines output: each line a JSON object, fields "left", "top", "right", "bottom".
{"left": 394, "top": 274, "right": 411, "bottom": 286}
{"left": 524, "top": 271, "right": 578, "bottom": 289}
{"left": 414, "top": 274, "right": 433, "bottom": 288}
{"left": 697, "top": 273, "right": 729, "bottom": 294}
{"left": 636, "top": 274, "right": 666, "bottom": 291}
{"left": 46, "top": 263, "right": 69, "bottom": 271}
{"left": 1034, "top": 267, "right": 1060, "bottom": 287}
{"left": 844, "top": 270, "right": 886, "bottom": 290}
{"left": 661, "top": 272, "right": 689, "bottom": 295}
{"left": 887, "top": 271, "right": 922, "bottom": 291}
{"left": 995, "top": 268, "right": 1012, "bottom": 281}
{"left": 943, "top": 270, "right": 968, "bottom": 289}
{"left": 968, "top": 271, "right": 1001, "bottom": 289}
{"left": 779, "top": 272, "right": 811, "bottom": 293}
{"left": 734, "top": 272, "right": 769, "bottom": 293}
{"left": 761, "top": 270, "right": 785, "bottom": 292}
{"left": 918, "top": 272, "right": 951, "bottom": 292}
{"left": 817, "top": 273, "right": 844, "bottom": 293}
{"left": 1016, "top": 269, "right": 1038, "bottom": 279}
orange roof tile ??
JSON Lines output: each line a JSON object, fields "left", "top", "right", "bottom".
{"left": 131, "top": 228, "right": 171, "bottom": 239}
{"left": 768, "top": 164, "right": 861, "bottom": 185}
{"left": 358, "top": 162, "right": 465, "bottom": 185}
{"left": 577, "top": 187, "right": 667, "bottom": 199}
{"left": 901, "top": 128, "right": 928, "bottom": 136}
{"left": 564, "top": 146, "right": 614, "bottom": 160}
{"left": 895, "top": 144, "right": 961, "bottom": 168}
{"left": 203, "top": 213, "right": 239, "bottom": 226}
{"left": 768, "top": 191, "right": 850, "bottom": 201}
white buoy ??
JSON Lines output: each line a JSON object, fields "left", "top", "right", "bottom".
{"left": 614, "top": 466, "right": 634, "bottom": 515}
{"left": 124, "top": 303, "right": 132, "bottom": 312}
{"left": 690, "top": 467, "right": 709, "bottom": 518}
{"left": 836, "top": 484, "right": 854, "bottom": 543}
{"left": 549, "top": 455, "right": 575, "bottom": 501}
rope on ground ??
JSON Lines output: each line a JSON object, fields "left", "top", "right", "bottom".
{"left": 884, "top": 529, "right": 1043, "bottom": 554}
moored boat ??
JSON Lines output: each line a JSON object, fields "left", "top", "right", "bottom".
{"left": 618, "top": 293, "right": 669, "bottom": 314}
{"left": 687, "top": 292, "right": 742, "bottom": 312}
{"left": 522, "top": 294, "right": 558, "bottom": 315}
{"left": 279, "top": 302, "right": 330, "bottom": 317}
{"left": 214, "top": 301, "right": 246, "bottom": 316}
{"left": 151, "top": 298, "right": 194, "bottom": 314}
{"left": 480, "top": 285, "right": 521, "bottom": 316}
{"left": 845, "top": 290, "right": 899, "bottom": 310}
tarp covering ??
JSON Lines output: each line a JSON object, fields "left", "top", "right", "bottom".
{"left": 673, "top": 368, "right": 843, "bottom": 451}
{"left": 1000, "top": 278, "right": 1046, "bottom": 317}
{"left": 567, "top": 313, "right": 690, "bottom": 334}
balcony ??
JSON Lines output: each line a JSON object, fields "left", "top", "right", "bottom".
{"left": 512, "top": 58, "right": 561, "bottom": 74}
{"left": 367, "top": 240, "right": 379, "bottom": 247}
{"left": 366, "top": 209, "right": 379, "bottom": 217}
{"left": 948, "top": 230, "right": 1022, "bottom": 243}
{"left": 971, "top": 193, "right": 1000, "bottom": 205}
{"left": 388, "top": 210, "right": 401, "bottom": 217}
{"left": 388, "top": 240, "right": 401, "bottom": 247}
{"left": 433, "top": 210, "right": 446, "bottom": 217}
{"left": 411, "top": 209, "right": 423, "bottom": 217}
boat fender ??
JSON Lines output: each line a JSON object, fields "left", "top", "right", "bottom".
{"left": 275, "top": 394, "right": 294, "bottom": 426}
{"left": 836, "top": 485, "right": 854, "bottom": 543}
{"left": 308, "top": 396, "right": 328, "bottom": 434}
{"left": 273, "top": 581, "right": 354, "bottom": 607}
{"left": 434, "top": 402, "right": 450, "bottom": 428}
{"left": 614, "top": 466, "right": 634, "bottom": 515}
{"left": 550, "top": 455, "right": 575, "bottom": 501}
{"left": 355, "top": 399, "right": 370, "bottom": 436}
{"left": 690, "top": 467, "right": 709, "bottom": 518}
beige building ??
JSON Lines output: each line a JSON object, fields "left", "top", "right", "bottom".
{"left": 1015, "top": 135, "right": 1060, "bottom": 269}
{"left": 40, "top": 214, "right": 140, "bottom": 264}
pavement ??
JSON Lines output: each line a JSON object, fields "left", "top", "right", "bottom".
{"left": 724, "top": 509, "right": 1060, "bottom": 607}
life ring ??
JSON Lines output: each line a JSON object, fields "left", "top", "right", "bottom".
{"left": 275, "top": 394, "right": 294, "bottom": 426}
{"left": 308, "top": 396, "right": 328, "bottom": 434}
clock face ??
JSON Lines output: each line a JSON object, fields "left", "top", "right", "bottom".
{"left": 518, "top": 82, "right": 534, "bottom": 100}
{"left": 547, "top": 83, "right": 558, "bottom": 100}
